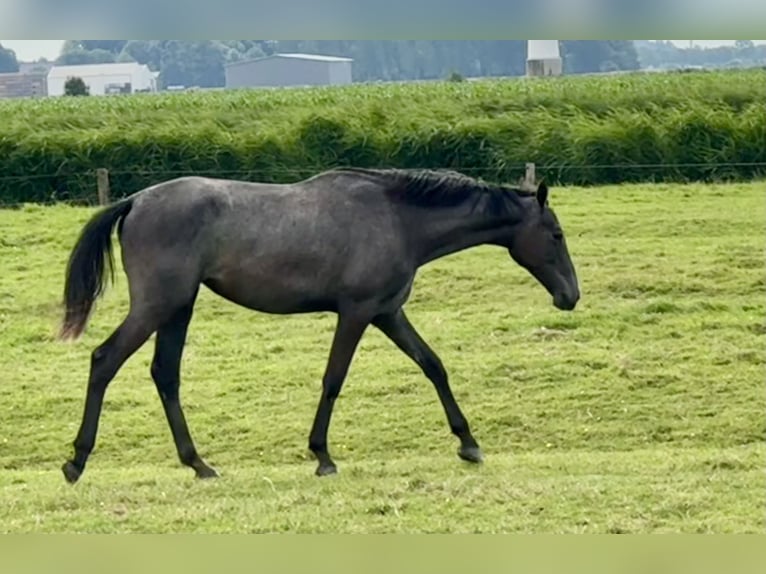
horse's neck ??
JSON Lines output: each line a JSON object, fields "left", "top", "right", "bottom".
{"left": 407, "top": 196, "right": 523, "bottom": 266}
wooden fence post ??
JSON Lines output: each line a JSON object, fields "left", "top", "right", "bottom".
{"left": 519, "top": 162, "right": 536, "bottom": 191}
{"left": 525, "top": 162, "right": 536, "bottom": 188}
{"left": 96, "top": 168, "right": 110, "bottom": 205}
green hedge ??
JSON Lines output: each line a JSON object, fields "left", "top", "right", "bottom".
{"left": 0, "top": 68, "right": 764, "bottom": 204}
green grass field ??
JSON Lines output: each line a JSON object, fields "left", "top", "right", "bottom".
{"left": 0, "top": 180, "right": 763, "bottom": 533}
{"left": 1, "top": 69, "right": 764, "bottom": 202}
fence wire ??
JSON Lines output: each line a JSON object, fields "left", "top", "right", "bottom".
{"left": 1, "top": 161, "right": 765, "bottom": 183}
{"left": 1, "top": 161, "right": 764, "bottom": 207}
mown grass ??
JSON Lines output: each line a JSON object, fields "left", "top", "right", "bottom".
{"left": 0, "top": 180, "right": 763, "bottom": 533}
{"left": 0, "top": 68, "right": 764, "bottom": 203}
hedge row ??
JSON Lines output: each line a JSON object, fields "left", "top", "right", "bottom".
{"left": 0, "top": 69, "right": 764, "bottom": 204}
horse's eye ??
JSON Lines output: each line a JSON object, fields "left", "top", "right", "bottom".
{"left": 553, "top": 232, "right": 563, "bottom": 241}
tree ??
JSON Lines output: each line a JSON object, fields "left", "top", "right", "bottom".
{"left": 117, "top": 51, "right": 137, "bottom": 63}
{"left": 80, "top": 41, "right": 128, "bottom": 54}
{"left": 116, "top": 41, "right": 227, "bottom": 88}
{"left": 0, "top": 43, "right": 19, "bottom": 73}
{"left": 64, "top": 77, "right": 90, "bottom": 96}
{"left": 561, "top": 41, "right": 640, "bottom": 74}
{"left": 635, "top": 40, "right": 766, "bottom": 70}
{"left": 156, "top": 41, "right": 228, "bottom": 88}
{"left": 57, "top": 48, "right": 116, "bottom": 65}
{"left": 119, "top": 40, "right": 163, "bottom": 70}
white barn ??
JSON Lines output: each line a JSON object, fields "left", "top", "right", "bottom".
{"left": 225, "top": 53, "right": 353, "bottom": 89}
{"left": 47, "top": 62, "right": 159, "bottom": 96}
{"left": 526, "top": 41, "right": 563, "bottom": 77}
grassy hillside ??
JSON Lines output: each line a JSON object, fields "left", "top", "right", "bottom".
{"left": 0, "top": 180, "right": 763, "bottom": 532}
{"left": 0, "top": 69, "right": 764, "bottom": 203}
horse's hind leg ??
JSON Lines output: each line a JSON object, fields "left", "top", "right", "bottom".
{"left": 62, "top": 311, "right": 156, "bottom": 484}
{"left": 150, "top": 295, "right": 218, "bottom": 479}
{"left": 308, "top": 312, "right": 369, "bottom": 476}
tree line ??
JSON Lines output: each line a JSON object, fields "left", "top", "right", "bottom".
{"left": 2, "top": 40, "right": 641, "bottom": 88}
{"left": 634, "top": 40, "right": 766, "bottom": 70}
{"left": 4, "top": 41, "right": 763, "bottom": 89}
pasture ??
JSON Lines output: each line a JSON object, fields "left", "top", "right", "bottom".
{"left": 0, "top": 179, "right": 763, "bottom": 533}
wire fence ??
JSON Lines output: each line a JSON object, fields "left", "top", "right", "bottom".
{"left": 1, "top": 161, "right": 764, "bottom": 207}
{"left": 2, "top": 161, "right": 766, "bottom": 181}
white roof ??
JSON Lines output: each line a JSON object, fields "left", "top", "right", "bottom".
{"left": 48, "top": 62, "right": 151, "bottom": 78}
{"left": 277, "top": 53, "right": 352, "bottom": 62}
{"left": 225, "top": 52, "right": 353, "bottom": 68}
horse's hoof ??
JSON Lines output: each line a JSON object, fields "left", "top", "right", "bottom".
{"left": 458, "top": 446, "right": 484, "bottom": 464}
{"left": 315, "top": 463, "right": 338, "bottom": 477}
{"left": 195, "top": 465, "right": 220, "bottom": 479}
{"left": 62, "top": 461, "right": 82, "bottom": 484}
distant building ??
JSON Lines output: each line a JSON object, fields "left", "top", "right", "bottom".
{"left": 18, "top": 61, "right": 54, "bottom": 76}
{"left": 225, "top": 53, "right": 353, "bottom": 89}
{"left": 47, "top": 62, "right": 160, "bottom": 96}
{"left": 0, "top": 72, "right": 47, "bottom": 99}
{"left": 526, "top": 41, "right": 563, "bottom": 77}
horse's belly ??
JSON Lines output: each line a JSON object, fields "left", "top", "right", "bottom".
{"left": 201, "top": 245, "right": 412, "bottom": 316}
{"left": 202, "top": 272, "right": 337, "bottom": 314}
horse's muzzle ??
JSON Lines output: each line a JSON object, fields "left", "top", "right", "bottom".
{"left": 553, "top": 292, "right": 579, "bottom": 311}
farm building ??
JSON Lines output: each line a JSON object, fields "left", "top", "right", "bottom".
{"left": 225, "top": 53, "right": 353, "bottom": 89}
{"left": 0, "top": 71, "right": 47, "bottom": 99}
{"left": 526, "top": 40, "right": 563, "bottom": 77}
{"left": 46, "top": 62, "right": 159, "bottom": 96}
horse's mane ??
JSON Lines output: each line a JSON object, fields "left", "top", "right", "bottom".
{"left": 329, "top": 167, "right": 535, "bottom": 214}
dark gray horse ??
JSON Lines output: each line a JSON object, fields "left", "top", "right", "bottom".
{"left": 58, "top": 167, "right": 580, "bottom": 483}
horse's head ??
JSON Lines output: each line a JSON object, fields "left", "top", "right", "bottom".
{"left": 508, "top": 182, "right": 580, "bottom": 311}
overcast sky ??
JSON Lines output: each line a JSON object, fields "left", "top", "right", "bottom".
{"left": 1, "top": 39, "right": 765, "bottom": 62}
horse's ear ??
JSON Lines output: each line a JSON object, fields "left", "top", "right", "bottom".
{"left": 536, "top": 181, "right": 548, "bottom": 210}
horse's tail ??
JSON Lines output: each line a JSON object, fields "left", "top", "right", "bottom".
{"left": 59, "top": 197, "right": 135, "bottom": 341}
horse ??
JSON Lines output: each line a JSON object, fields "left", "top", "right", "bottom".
{"left": 57, "top": 167, "right": 580, "bottom": 483}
